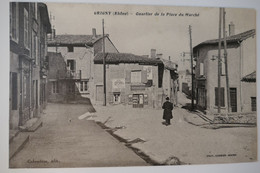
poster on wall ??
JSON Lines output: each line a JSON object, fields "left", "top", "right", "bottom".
{"left": 7, "top": 1, "right": 258, "bottom": 172}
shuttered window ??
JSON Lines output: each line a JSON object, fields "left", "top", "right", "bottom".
{"left": 251, "top": 97, "right": 256, "bottom": 111}
{"left": 215, "top": 87, "right": 225, "bottom": 107}
{"left": 52, "top": 81, "right": 59, "bottom": 94}
{"left": 10, "top": 2, "right": 19, "bottom": 41}
{"left": 24, "top": 8, "right": 29, "bottom": 48}
{"left": 131, "top": 71, "right": 142, "bottom": 83}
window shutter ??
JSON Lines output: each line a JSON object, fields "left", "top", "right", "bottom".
{"left": 215, "top": 87, "right": 225, "bottom": 107}
{"left": 200, "top": 63, "right": 204, "bottom": 76}
{"left": 73, "top": 60, "right": 76, "bottom": 71}
{"left": 125, "top": 70, "right": 131, "bottom": 83}
{"left": 141, "top": 70, "right": 148, "bottom": 83}
{"left": 221, "top": 88, "right": 225, "bottom": 107}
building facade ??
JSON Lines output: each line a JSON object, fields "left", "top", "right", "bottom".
{"left": 93, "top": 52, "right": 178, "bottom": 108}
{"left": 178, "top": 69, "right": 192, "bottom": 96}
{"left": 193, "top": 29, "right": 256, "bottom": 114}
{"left": 10, "top": 2, "right": 51, "bottom": 129}
{"left": 47, "top": 29, "right": 118, "bottom": 103}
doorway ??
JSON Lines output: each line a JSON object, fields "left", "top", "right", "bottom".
{"left": 132, "top": 94, "right": 144, "bottom": 108}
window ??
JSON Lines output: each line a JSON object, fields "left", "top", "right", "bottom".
{"left": 215, "top": 87, "right": 225, "bottom": 107}
{"left": 251, "top": 97, "right": 256, "bottom": 111}
{"left": 32, "top": 32, "right": 38, "bottom": 64}
{"left": 68, "top": 46, "right": 74, "bottom": 52}
{"left": 24, "top": 8, "right": 29, "bottom": 48}
{"left": 131, "top": 71, "right": 141, "bottom": 83}
{"left": 52, "top": 81, "right": 59, "bottom": 93}
{"left": 67, "top": 59, "right": 75, "bottom": 71}
{"left": 113, "top": 93, "right": 120, "bottom": 103}
{"left": 80, "top": 81, "right": 88, "bottom": 92}
{"left": 10, "top": 2, "right": 19, "bottom": 41}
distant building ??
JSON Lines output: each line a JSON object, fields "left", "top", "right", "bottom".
{"left": 9, "top": 2, "right": 51, "bottom": 129}
{"left": 193, "top": 29, "right": 256, "bottom": 114}
{"left": 178, "top": 69, "right": 192, "bottom": 96}
{"left": 46, "top": 52, "right": 68, "bottom": 103}
{"left": 93, "top": 50, "right": 178, "bottom": 108}
{"left": 47, "top": 29, "right": 119, "bottom": 103}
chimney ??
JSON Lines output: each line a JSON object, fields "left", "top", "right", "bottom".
{"left": 229, "top": 22, "right": 235, "bottom": 36}
{"left": 92, "top": 28, "right": 97, "bottom": 38}
{"left": 151, "top": 49, "right": 156, "bottom": 58}
{"left": 169, "top": 56, "right": 171, "bottom": 61}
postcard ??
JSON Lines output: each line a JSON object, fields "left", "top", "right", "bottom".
{"left": 8, "top": 1, "right": 257, "bottom": 170}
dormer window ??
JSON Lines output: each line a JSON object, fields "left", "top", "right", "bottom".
{"left": 68, "top": 46, "right": 74, "bottom": 52}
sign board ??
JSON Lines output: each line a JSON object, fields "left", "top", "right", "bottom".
{"left": 143, "top": 66, "right": 153, "bottom": 80}
{"left": 112, "top": 78, "right": 125, "bottom": 89}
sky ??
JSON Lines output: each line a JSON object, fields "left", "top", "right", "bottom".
{"left": 46, "top": 3, "right": 256, "bottom": 73}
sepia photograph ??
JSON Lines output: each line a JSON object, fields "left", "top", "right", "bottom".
{"left": 4, "top": 0, "right": 259, "bottom": 172}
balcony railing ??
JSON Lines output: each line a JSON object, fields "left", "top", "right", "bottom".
{"left": 57, "top": 70, "right": 81, "bottom": 80}
{"left": 66, "top": 70, "right": 81, "bottom": 79}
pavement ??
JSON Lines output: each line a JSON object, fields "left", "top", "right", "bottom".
{"left": 9, "top": 103, "right": 148, "bottom": 168}
{"left": 90, "top": 94, "right": 257, "bottom": 165}
{"left": 9, "top": 92, "right": 257, "bottom": 167}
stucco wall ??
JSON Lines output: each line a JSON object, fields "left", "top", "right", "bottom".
{"left": 195, "top": 35, "right": 256, "bottom": 114}
{"left": 93, "top": 63, "right": 163, "bottom": 108}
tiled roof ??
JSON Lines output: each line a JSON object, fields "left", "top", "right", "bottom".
{"left": 194, "top": 29, "right": 255, "bottom": 50}
{"left": 47, "top": 34, "right": 106, "bottom": 46}
{"left": 241, "top": 71, "right": 256, "bottom": 82}
{"left": 94, "top": 52, "right": 163, "bottom": 65}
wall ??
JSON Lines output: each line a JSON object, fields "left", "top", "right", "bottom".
{"left": 195, "top": 35, "right": 256, "bottom": 114}
{"left": 241, "top": 82, "right": 256, "bottom": 112}
{"left": 9, "top": 52, "right": 20, "bottom": 129}
{"left": 93, "top": 62, "right": 165, "bottom": 108}
{"left": 47, "top": 36, "right": 119, "bottom": 102}
{"left": 207, "top": 47, "right": 241, "bottom": 113}
{"left": 9, "top": 2, "right": 50, "bottom": 129}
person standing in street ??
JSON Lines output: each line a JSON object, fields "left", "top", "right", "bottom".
{"left": 162, "top": 97, "right": 173, "bottom": 126}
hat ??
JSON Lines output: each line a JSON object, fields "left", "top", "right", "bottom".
{"left": 166, "top": 97, "right": 170, "bottom": 100}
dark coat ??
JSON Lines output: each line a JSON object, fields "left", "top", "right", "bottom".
{"left": 162, "top": 101, "right": 173, "bottom": 120}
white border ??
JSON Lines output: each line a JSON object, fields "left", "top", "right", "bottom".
{"left": 1, "top": 0, "right": 259, "bottom": 173}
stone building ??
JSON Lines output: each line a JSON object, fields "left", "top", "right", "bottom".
{"left": 193, "top": 28, "right": 256, "bottom": 114}
{"left": 93, "top": 51, "right": 178, "bottom": 108}
{"left": 9, "top": 2, "right": 51, "bottom": 129}
{"left": 47, "top": 29, "right": 119, "bottom": 103}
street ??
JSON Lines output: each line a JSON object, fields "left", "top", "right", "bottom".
{"left": 9, "top": 103, "right": 148, "bottom": 168}
{"left": 10, "top": 93, "right": 257, "bottom": 167}
{"left": 92, "top": 104, "right": 257, "bottom": 165}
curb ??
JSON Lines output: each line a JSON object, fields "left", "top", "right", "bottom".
{"left": 21, "top": 120, "right": 43, "bottom": 132}
{"left": 9, "top": 134, "right": 30, "bottom": 160}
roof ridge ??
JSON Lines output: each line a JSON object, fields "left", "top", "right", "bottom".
{"left": 194, "top": 29, "right": 255, "bottom": 49}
